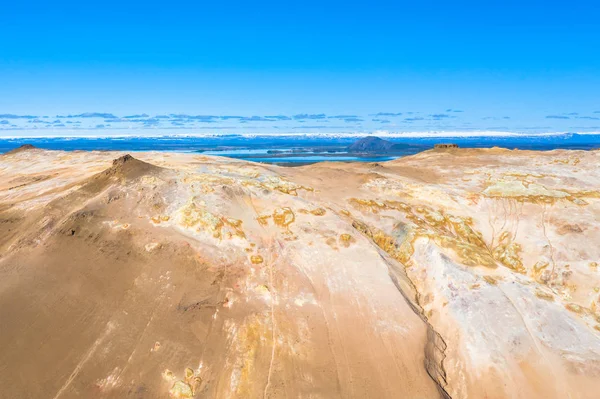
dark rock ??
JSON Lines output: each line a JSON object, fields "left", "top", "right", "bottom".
{"left": 434, "top": 143, "right": 459, "bottom": 149}
{"left": 112, "top": 154, "right": 135, "bottom": 166}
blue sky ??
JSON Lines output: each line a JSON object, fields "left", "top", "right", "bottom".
{"left": 1, "top": 0, "right": 600, "bottom": 134}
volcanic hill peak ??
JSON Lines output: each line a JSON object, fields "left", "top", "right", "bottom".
{"left": 100, "top": 153, "right": 163, "bottom": 180}
{"left": 4, "top": 144, "right": 37, "bottom": 155}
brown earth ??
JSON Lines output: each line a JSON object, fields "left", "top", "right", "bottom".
{"left": 1, "top": 146, "right": 600, "bottom": 398}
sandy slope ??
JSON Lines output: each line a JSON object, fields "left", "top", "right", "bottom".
{"left": 0, "top": 146, "right": 599, "bottom": 398}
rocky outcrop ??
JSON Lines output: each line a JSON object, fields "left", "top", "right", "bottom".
{"left": 433, "top": 143, "right": 458, "bottom": 149}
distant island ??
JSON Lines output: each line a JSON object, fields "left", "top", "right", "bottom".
{"left": 347, "top": 136, "right": 421, "bottom": 153}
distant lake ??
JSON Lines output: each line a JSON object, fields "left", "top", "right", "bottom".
{"left": 1, "top": 133, "right": 598, "bottom": 165}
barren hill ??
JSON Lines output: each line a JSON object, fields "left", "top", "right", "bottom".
{"left": 1, "top": 148, "right": 599, "bottom": 398}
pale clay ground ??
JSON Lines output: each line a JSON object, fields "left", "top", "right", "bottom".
{"left": 0, "top": 146, "right": 599, "bottom": 398}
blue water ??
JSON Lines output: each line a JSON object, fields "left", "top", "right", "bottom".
{"left": 1, "top": 134, "right": 598, "bottom": 165}
{"left": 242, "top": 155, "right": 397, "bottom": 163}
